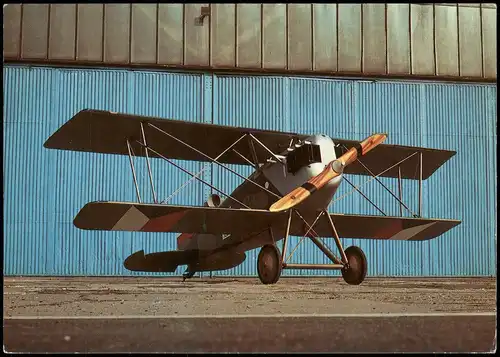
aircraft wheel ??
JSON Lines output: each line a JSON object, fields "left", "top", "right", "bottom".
{"left": 257, "top": 244, "right": 282, "bottom": 285}
{"left": 341, "top": 246, "right": 367, "bottom": 285}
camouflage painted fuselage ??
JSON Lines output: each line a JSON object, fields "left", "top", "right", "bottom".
{"left": 178, "top": 134, "right": 343, "bottom": 273}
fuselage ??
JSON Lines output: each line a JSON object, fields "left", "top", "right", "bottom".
{"left": 177, "top": 134, "right": 343, "bottom": 257}
{"left": 261, "top": 133, "right": 342, "bottom": 213}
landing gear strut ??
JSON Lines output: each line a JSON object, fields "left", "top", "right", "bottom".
{"left": 257, "top": 209, "right": 368, "bottom": 286}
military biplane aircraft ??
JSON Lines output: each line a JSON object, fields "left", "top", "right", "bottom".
{"left": 44, "top": 110, "right": 461, "bottom": 285}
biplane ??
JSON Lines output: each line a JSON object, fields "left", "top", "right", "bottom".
{"left": 44, "top": 109, "right": 461, "bottom": 285}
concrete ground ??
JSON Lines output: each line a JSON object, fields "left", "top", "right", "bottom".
{"left": 4, "top": 314, "right": 496, "bottom": 353}
{"left": 3, "top": 276, "right": 497, "bottom": 353}
{"left": 3, "top": 276, "right": 496, "bottom": 317}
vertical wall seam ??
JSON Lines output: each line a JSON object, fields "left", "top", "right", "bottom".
{"left": 456, "top": 4, "right": 461, "bottom": 77}
{"left": 102, "top": 5, "right": 106, "bottom": 62}
{"left": 360, "top": 4, "right": 364, "bottom": 73}
{"left": 409, "top": 4, "right": 413, "bottom": 75}
{"left": 260, "top": 4, "right": 263, "bottom": 69}
{"left": 285, "top": 3, "right": 289, "bottom": 71}
{"left": 19, "top": 4, "right": 24, "bottom": 59}
{"left": 182, "top": 4, "right": 186, "bottom": 66}
{"left": 155, "top": 4, "right": 159, "bottom": 65}
{"left": 128, "top": 4, "right": 132, "bottom": 65}
{"left": 74, "top": 4, "right": 79, "bottom": 61}
{"left": 432, "top": 4, "right": 437, "bottom": 76}
{"left": 208, "top": 4, "right": 212, "bottom": 68}
{"left": 234, "top": 4, "right": 238, "bottom": 67}
{"left": 384, "top": 3, "right": 388, "bottom": 75}
{"left": 310, "top": 4, "right": 314, "bottom": 71}
{"left": 47, "top": 4, "right": 51, "bottom": 60}
{"left": 479, "top": 4, "right": 485, "bottom": 79}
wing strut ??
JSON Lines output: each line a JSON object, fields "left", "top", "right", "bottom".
{"left": 341, "top": 175, "right": 387, "bottom": 216}
{"left": 147, "top": 122, "right": 282, "bottom": 200}
{"left": 419, "top": 152, "right": 423, "bottom": 217}
{"left": 126, "top": 139, "right": 142, "bottom": 203}
{"left": 159, "top": 133, "right": 248, "bottom": 205}
{"left": 232, "top": 149, "right": 257, "bottom": 167}
{"left": 341, "top": 143, "right": 419, "bottom": 217}
{"left": 125, "top": 123, "right": 252, "bottom": 207}
{"left": 330, "top": 151, "right": 420, "bottom": 216}
{"left": 248, "top": 133, "right": 286, "bottom": 166}
{"left": 247, "top": 135, "right": 261, "bottom": 170}
{"left": 140, "top": 122, "right": 158, "bottom": 203}
{"left": 136, "top": 142, "right": 251, "bottom": 209}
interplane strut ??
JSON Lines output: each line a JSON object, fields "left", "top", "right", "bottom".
{"left": 341, "top": 144, "right": 419, "bottom": 217}
{"left": 160, "top": 134, "right": 248, "bottom": 204}
{"left": 147, "top": 123, "right": 282, "bottom": 200}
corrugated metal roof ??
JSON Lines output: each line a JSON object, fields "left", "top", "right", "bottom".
{"left": 3, "top": 4, "right": 497, "bottom": 81}
{"left": 3, "top": 65, "right": 497, "bottom": 277}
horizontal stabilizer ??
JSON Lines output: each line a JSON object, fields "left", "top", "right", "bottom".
{"left": 195, "top": 251, "right": 247, "bottom": 272}
{"left": 45, "top": 109, "right": 455, "bottom": 180}
{"left": 75, "top": 201, "right": 461, "bottom": 242}
{"left": 124, "top": 249, "right": 197, "bottom": 273}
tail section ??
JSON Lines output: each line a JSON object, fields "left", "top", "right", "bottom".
{"left": 192, "top": 250, "right": 246, "bottom": 272}
{"left": 124, "top": 250, "right": 197, "bottom": 273}
{"left": 124, "top": 249, "right": 246, "bottom": 273}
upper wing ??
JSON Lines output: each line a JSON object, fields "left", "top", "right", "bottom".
{"left": 74, "top": 201, "right": 461, "bottom": 242}
{"left": 44, "top": 109, "right": 303, "bottom": 167}
{"left": 45, "top": 109, "right": 455, "bottom": 180}
{"left": 335, "top": 140, "right": 456, "bottom": 180}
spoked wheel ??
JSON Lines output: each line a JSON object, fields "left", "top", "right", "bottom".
{"left": 257, "top": 244, "right": 282, "bottom": 285}
{"left": 341, "top": 246, "right": 368, "bottom": 285}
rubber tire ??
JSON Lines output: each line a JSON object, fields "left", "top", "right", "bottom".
{"left": 257, "top": 244, "right": 282, "bottom": 285}
{"left": 341, "top": 246, "right": 368, "bottom": 285}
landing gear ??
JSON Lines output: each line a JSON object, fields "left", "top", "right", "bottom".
{"left": 341, "top": 246, "right": 368, "bottom": 285}
{"left": 257, "top": 244, "right": 282, "bottom": 284}
{"left": 258, "top": 209, "right": 369, "bottom": 286}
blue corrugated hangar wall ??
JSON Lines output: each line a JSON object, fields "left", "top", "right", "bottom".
{"left": 3, "top": 65, "right": 497, "bottom": 277}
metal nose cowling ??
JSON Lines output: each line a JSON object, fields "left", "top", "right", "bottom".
{"left": 269, "top": 133, "right": 387, "bottom": 212}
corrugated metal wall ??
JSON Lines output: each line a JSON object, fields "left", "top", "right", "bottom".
{"left": 3, "top": 65, "right": 497, "bottom": 276}
{"left": 211, "top": 75, "right": 497, "bottom": 277}
{"left": 3, "top": 4, "right": 497, "bottom": 81}
{"left": 3, "top": 65, "right": 209, "bottom": 276}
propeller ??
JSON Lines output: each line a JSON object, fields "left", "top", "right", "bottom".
{"left": 269, "top": 133, "right": 387, "bottom": 212}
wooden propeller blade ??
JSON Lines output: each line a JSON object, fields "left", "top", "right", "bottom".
{"left": 269, "top": 133, "right": 387, "bottom": 212}
{"left": 340, "top": 133, "right": 388, "bottom": 166}
{"left": 269, "top": 167, "right": 341, "bottom": 212}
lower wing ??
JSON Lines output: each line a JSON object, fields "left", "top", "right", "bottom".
{"left": 74, "top": 201, "right": 460, "bottom": 241}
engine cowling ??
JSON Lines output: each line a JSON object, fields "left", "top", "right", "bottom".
{"left": 204, "top": 194, "right": 221, "bottom": 207}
